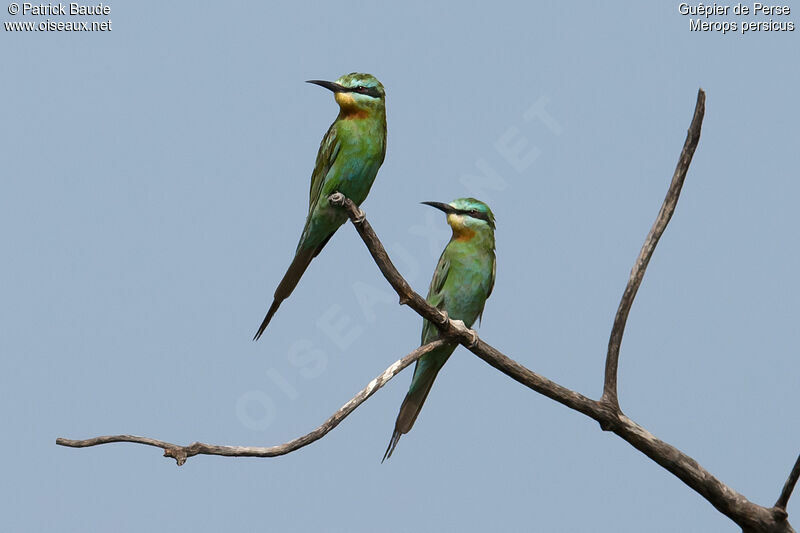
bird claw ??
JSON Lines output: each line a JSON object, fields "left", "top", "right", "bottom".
{"left": 328, "top": 192, "right": 345, "bottom": 206}
{"left": 328, "top": 192, "right": 365, "bottom": 223}
{"left": 451, "top": 319, "right": 479, "bottom": 347}
{"left": 436, "top": 312, "right": 479, "bottom": 347}
{"left": 466, "top": 330, "right": 479, "bottom": 348}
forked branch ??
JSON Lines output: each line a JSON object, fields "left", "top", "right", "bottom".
{"left": 56, "top": 89, "right": 796, "bottom": 532}
{"left": 777, "top": 453, "right": 800, "bottom": 512}
{"left": 602, "top": 89, "right": 706, "bottom": 411}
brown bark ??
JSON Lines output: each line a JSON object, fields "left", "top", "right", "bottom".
{"left": 56, "top": 89, "right": 797, "bottom": 532}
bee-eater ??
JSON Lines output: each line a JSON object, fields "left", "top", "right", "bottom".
{"left": 254, "top": 73, "right": 387, "bottom": 340}
{"left": 384, "top": 198, "right": 496, "bottom": 460}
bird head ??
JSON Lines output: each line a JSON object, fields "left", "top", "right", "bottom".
{"left": 422, "top": 198, "right": 496, "bottom": 242}
{"left": 306, "top": 73, "right": 385, "bottom": 118}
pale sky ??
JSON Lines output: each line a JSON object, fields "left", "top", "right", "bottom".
{"left": 2, "top": 2, "right": 799, "bottom": 532}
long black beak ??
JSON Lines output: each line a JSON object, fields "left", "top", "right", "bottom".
{"left": 421, "top": 201, "right": 456, "bottom": 214}
{"left": 306, "top": 80, "right": 346, "bottom": 93}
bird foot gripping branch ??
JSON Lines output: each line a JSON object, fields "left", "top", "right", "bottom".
{"left": 329, "top": 192, "right": 365, "bottom": 223}
{"left": 450, "top": 319, "right": 480, "bottom": 348}
{"left": 436, "top": 311, "right": 478, "bottom": 345}
{"left": 328, "top": 192, "right": 345, "bottom": 204}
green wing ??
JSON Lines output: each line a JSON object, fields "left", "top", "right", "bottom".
{"left": 308, "top": 122, "right": 341, "bottom": 212}
{"left": 487, "top": 254, "right": 496, "bottom": 298}
{"left": 421, "top": 250, "right": 451, "bottom": 344}
{"left": 479, "top": 254, "right": 496, "bottom": 323}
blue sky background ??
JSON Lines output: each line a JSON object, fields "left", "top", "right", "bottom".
{"left": 2, "top": 2, "right": 798, "bottom": 531}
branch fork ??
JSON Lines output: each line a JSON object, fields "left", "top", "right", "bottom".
{"left": 56, "top": 89, "right": 798, "bottom": 532}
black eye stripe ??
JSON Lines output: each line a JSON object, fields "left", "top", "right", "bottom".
{"left": 347, "top": 86, "right": 381, "bottom": 98}
{"left": 456, "top": 208, "right": 489, "bottom": 222}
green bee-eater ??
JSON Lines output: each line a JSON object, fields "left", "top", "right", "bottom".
{"left": 254, "top": 73, "right": 387, "bottom": 340}
{"left": 384, "top": 198, "right": 496, "bottom": 460}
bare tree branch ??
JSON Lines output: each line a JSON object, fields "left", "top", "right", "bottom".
{"left": 327, "top": 192, "right": 602, "bottom": 419}
{"left": 602, "top": 88, "right": 706, "bottom": 412}
{"left": 325, "top": 90, "right": 793, "bottom": 532}
{"left": 56, "top": 340, "right": 447, "bottom": 465}
{"left": 326, "top": 192, "right": 793, "bottom": 533}
{"left": 56, "top": 90, "right": 795, "bottom": 532}
{"left": 777, "top": 453, "right": 800, "bottom": 511}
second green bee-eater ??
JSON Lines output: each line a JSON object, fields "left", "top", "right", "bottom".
{"left": 254, "top": 73, "right": 387, "bottom": 340}
{"left": 384, "top": 198, "right": 497, "bottom": 460}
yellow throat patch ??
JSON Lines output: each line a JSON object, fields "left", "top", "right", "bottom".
{"left": 447, "top": 213, "right": 476, "bottom": 241}
{"left": 335, "top": 92, "right": 368, "bottom": 119}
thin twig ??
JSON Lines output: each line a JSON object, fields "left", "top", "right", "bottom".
{"left": 56, "top": 340, "right": 447, "bottom": 465}
{"left": 601, "top": 89, "right": 706, "bottom": 412}
{"left": 777, "top": 453, "right": 800, "bottom": 511}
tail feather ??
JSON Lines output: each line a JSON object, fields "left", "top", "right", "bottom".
{"left": 253, "top": 299, "right": 283, "bottom": 341}
{"left": 253, "top": 246, "right": 317, "bottom": 341}
{"left": 382, "top": 368, "right": 440, "bottom": 461}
